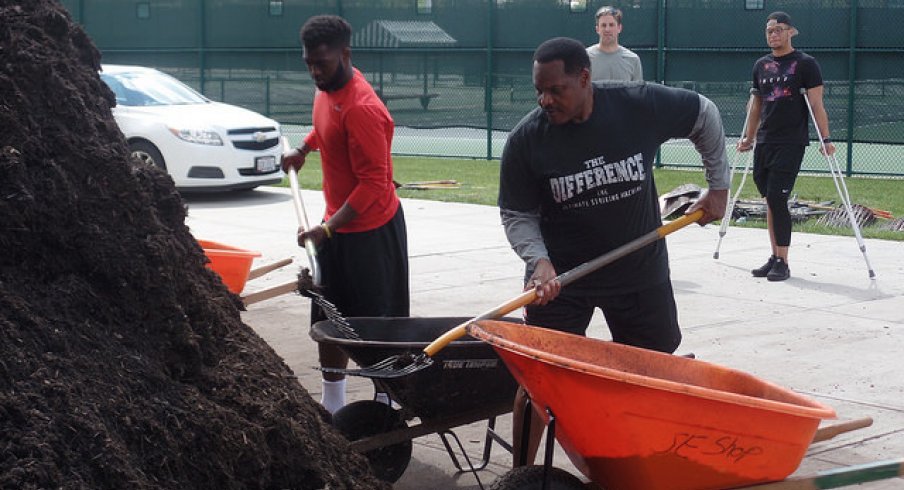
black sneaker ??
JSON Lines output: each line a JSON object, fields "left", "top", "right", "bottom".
{"left": 751, "top": 255, "right": 777, "bottom": 277}
{"left": 767, "top": 258, "right": 790, "bottom": 282}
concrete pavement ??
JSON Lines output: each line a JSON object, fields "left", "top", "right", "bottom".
{"left": 184, "top": 187, "right": 904, "bottom": 489}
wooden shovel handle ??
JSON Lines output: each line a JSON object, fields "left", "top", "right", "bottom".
{"left": 424, "top": 289, "right": 537, "bottom": 357}
{"left": 287, "top": 168, "right": 321, "bottom": 285}
{"left": 423, "top": 211, "right": 704, "bottom": 357}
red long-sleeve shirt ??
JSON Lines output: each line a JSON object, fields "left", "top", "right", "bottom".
{"left": 303, "top": 68, "right": 399, "bottom": 233}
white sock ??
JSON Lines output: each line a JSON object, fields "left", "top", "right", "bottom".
{"left": 320, "top": 378, "right": 347, "bottom": 415}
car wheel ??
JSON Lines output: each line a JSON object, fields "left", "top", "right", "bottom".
{"left": 331, "top": 400, "right": 412, "bottom": 483}
{"left": 490, "top": 465, "right": 587, "bottom": 490}
{"left": 129, "top": 140, "right": 166, "bottom": 170}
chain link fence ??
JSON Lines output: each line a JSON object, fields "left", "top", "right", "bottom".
{"left": 63, "top": 0, "right": 904, "bottom": 178}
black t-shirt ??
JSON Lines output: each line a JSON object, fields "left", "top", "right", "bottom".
{"left": 498, "top": 82, "right": 700, "bottom": 295}
{"left": 752, "top": 50, "right": 824, "bottom": 145}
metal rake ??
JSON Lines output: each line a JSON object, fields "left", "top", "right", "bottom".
{"left": 299, "top": 285, "right": 360, "bottom": 340}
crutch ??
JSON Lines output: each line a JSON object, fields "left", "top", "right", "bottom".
{"left": 800, "top": 88, "right": 876, "bottom": 280}
{"left": 713, "top": 88, "right": 757, "bottom": 259}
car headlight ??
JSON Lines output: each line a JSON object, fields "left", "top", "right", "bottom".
{"left": 168, "top": 127, "right": 223, "bottom": 146}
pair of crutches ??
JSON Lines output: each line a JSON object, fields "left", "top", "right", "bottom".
{"left": 713, "top": 87, "right": 876, "bottom": 280}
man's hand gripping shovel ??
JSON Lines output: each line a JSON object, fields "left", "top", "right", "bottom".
{"left": 325, "top": 209, "right": 706, "bottom": 379}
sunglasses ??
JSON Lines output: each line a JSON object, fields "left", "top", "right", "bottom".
{"left": 596, "top": 7, "right": 622, "bottom": 17}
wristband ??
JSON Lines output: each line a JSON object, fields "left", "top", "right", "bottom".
{"left": 320, "top": 223, "right": 332, "bottom": 239}
{"left": 822, "top": 137, "right": 831, "bottom": 144}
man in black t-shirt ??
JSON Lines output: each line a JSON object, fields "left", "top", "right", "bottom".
{"left": 737, "top": 11, "right": 835, "bottom": 282}
{"left": 498, "top": 37, "right": 730, "bottom": 468}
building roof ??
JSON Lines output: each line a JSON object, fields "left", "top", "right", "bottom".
{"left": 353, "top": 20, "right": 457, "bottom": 48}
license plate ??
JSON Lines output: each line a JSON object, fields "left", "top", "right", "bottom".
{"left": 255, "top": 155, "right": 277, "bottom": 173}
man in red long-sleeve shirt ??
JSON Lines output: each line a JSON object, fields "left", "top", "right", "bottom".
{"left": 282, "top": 15, "right": 409, "bottom": 415}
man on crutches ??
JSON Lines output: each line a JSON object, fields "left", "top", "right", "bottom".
{"left": 736, "top": 11, "right": 834, "bottom": 282}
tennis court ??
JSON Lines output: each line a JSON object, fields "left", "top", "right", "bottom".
{"left": 283, "top": 124, "right": 904, "bottom": 178}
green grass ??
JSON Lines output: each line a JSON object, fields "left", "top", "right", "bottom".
{"left": 287, "top": 153, "right": 502, "bottom": 206}
{"left": 280, "top": 154, "right": 904, "bottom": 241}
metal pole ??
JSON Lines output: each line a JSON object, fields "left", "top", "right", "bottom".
{"left": 801, "top": 88, "right": 876, "bottom": 280}
{"left": 422, "top": 53, "right": 428, "bottom": 98}
{"left": 655, "top": 0, "right": 667, "bottom": 168}
{"left": 484, "top": 0, "right": 494, "bottom": 160}
{"left": 199, "top": 0, "right": 206, "bottom": 94}
{"left": 845, "top": 0, "right": 859, "bottom": 177}
{"left": 379, "top": 52, "right": 384, "bottom": 97}
{"left": 265, "top": 76, "right": 271, "bottom": 117}
{"left": 656, "top": 0, "right": 666, "bottom": 83}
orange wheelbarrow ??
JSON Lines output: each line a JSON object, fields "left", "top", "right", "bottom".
{"left": 198, "top": 239, "right": 295, "bottom": 306}
{"left": 469, "top": 320, "right": 903, "bottom": 490}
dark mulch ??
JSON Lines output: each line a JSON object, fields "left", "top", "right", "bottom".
{"left": 0, "top": 2, "right": 387, "bottom": 489}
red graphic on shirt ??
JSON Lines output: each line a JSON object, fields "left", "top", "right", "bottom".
{"left": 761, "top": 60, "right": 798, "bottom": 101}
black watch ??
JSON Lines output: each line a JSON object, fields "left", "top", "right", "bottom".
{"left": 822, "top": 137, "right": 832, "bottom": 144}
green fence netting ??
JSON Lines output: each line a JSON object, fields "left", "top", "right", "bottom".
{"left": 60, "top": 0, "right": 904, "bottom": 176}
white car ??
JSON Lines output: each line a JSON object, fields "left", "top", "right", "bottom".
{"left": 100, "top": 64, "right": 285, "bottom": 192}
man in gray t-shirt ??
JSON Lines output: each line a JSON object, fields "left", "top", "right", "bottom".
{"left": 500, "top": 36, "right": 728, "bottom": 470}
{"left": 586, "top": 5, "right": 643, "bottom": 82}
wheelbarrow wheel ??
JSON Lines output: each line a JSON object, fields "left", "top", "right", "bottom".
{"left": 331, "top": 400, "right": 412, "bottom": 483}
{"left": 490, "top": 465, "right": 587, "bottom": 490}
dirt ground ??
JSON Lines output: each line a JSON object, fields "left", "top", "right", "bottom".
{"left": 0, "top": 2, "right": 386, "bottom": 488}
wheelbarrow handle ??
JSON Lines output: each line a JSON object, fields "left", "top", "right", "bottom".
{"left": 423, "top": 210, "right": 704, "bottom": 358}
{"left": 241, "top": 280, "right": 298, "bottom": 307}
{"left": 741, "top": 458, "right": 904, "bottom": 489}
{"left": 287, "top": 168, "right": 321, "bottom": 285}
{"left": 811, "top": 416, "right": 873, "bottom": 443}
{"left": 247, "top": 257, "right": 293, "bottom": 281}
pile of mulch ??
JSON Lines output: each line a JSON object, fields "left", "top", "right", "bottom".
{"left": 0, "top": 2, "right": 387, "bottom": 489}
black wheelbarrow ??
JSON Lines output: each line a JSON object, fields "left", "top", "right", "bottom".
{"left": 310, "top": 317, "right": 519, "bottom": 484}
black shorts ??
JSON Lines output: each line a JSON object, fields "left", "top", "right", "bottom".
{"left": 523, "top": 280, "right": 681, "bottom": 354}
{"left": 753, "top": 144, "right": 806, "bottom": 198}
{"left": 312, "top": 205, "right": 409, "bottom": 322}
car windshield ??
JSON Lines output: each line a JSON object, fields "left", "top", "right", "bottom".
{"left": 101, "top": 69, "right": 209, "bottom": 107}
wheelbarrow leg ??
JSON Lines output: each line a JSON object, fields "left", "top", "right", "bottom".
{"left": 540, "top": 409, "right": 558, "bottom": 490}
{"left": 517, "top": 395, "right": 533, "bottom": 467}
{"left": 517, "top": 397, "right": 560, "bottom": 490}
{"left": 439, "top": 416, "right": 507, "bottom": 474}
{"left": 487, "top": 416, "right": 513, "bottom": 457}
{"left": 438, "top": 429, "right": 486, "bottom": 490}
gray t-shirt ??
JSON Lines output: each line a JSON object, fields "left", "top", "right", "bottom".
{"left": 499, "top": 83, "right": 729, "bottom": 294}
{"left": 586, "top": 45, "right": 643, "bottom": 82}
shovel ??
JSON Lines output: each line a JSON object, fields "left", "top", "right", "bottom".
{"left": 287, "top": 168, "right": 320, "bottom": 285}
{"left": 324, "top": 209, "right": 705, "bottom": 379}
{"left": 287, "top": 168, "right": 358, "bottom": 339}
